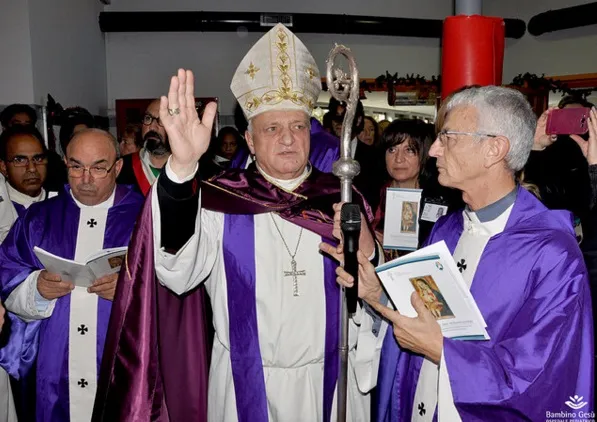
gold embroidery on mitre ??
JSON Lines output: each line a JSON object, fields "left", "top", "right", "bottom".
{"left": 244, "top": 27, "right": 314, "bottom": 112}
{"left": 306, "top": 67, "right": 317, "bottom": 80}
{"left": 245, "top": 62, "right": 260, "bottom": 80}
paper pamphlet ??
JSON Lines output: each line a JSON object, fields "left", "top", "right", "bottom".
{"left": 376, "top": 241, "right": 489, "bottom": 340}
{"left": 34, "top": 246, "right": 127, "bottom": 288}
{"left": 383, "top": 188, "right": 422, "bottom": 251}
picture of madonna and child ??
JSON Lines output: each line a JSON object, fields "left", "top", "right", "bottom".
{"left": 409, "top": 275, "right": 454, "bottom": 320}
{"left": 400, "top": 201, "right": 418, "bottom": 234}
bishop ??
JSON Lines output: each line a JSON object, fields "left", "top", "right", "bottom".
{"left": 94, "top": 24, "right": 385, "bottom": 422}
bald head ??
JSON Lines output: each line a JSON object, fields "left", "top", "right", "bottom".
{"left": 65, "top": 129, "right": 123, "bottom": 206}
{"left": 68, "top": 128, "right": 120, "bottom": 160}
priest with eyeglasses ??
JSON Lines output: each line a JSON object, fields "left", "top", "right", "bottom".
{"left": 94, "top": 24, "right": 385, "bottom": 422}
{"left": 0, "top": 128, "right": 143, "bottom": 422}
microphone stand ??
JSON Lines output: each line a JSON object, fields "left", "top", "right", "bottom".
{"left": 326, "top": 44, "right": 360, "bottom": 422}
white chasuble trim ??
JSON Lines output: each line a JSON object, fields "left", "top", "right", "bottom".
{"left": 438, "top": 350, "right": 461, "bottom": 422}
{"left": 411, "top": 358, "right": 439, "bottom": 421}
{"left": 68, "top": 206, "right": 108, "bottom": 422}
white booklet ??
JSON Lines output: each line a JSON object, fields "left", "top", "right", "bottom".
{"left": 34, "top": 246, "right": 127, "bottom": 288}
{"left": 375, "top": 241, "right": 489, "bottom": 340}
{"left": 383, "top": 188, "right": 422, "bottom": 251}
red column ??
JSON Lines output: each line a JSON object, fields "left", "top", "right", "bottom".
{"left": 441, "top": 15, "right": 505, "bottom": 99}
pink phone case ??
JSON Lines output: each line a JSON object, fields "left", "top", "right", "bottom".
{"left": 546, "top": 108, "right": 590, "bottom": 135}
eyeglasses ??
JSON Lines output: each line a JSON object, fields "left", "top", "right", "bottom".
{"left": 437, "top": 130, "right": 497, "bottom": 144}
{"left": 142, "top": 114, "right": 163, "bottom": 127}
{"left": 67, "top": 160, "right": 120, "bottom": 179}
{"left": 6, "top": 154, "right": 48, "bottom": 167}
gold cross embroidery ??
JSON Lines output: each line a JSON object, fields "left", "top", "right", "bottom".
{"left": 245, "top": 62, "right": 260, "bottom": 80}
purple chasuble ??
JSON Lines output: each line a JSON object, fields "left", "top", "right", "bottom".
{"left": 375, "top": 187, "right": 594, "bottom": 422}
{"left": 0, "top": 185, "right": 143, "bottom": 422}
{"left": 93, "top": 165, "right": 372, "bottom": 422}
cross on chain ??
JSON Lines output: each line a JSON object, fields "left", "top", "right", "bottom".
{"left": 284, "top": 259, "right": 306, "bottom": 297}
{"left": 87, "top": 219, "right": 97, "bottom": 228}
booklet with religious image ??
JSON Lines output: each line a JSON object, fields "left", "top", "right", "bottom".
{"left": 383, "top": 188, "right": 423, "bottom": 251}
{"left": 33, "top": 246, "right": 127, "bottom": 288}
{"left": 375, "top": 241, "right": 490, "bottom": 340}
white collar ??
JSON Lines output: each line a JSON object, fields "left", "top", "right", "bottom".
{"left": 70, "top": 187, "right": 116, "bottom": 209}
{"left": 256, "top": 163, "right": 310, "bottom": 192}
{"left": 462, "top": 205, "right": 513, "bottom": 237}
{"left": 6, "top": 183, "right": 46, "bottom": 209}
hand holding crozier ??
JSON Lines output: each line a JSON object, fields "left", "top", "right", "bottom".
{"left": 159, "top": 68, "right": 218, "bottom": 179}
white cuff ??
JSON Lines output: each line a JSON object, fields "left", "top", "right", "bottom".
{"left": 164, "top": 157, "right": 198, "bottom": 184}
{"left": 4, "top": 270, "right": 57, "bottom": 322}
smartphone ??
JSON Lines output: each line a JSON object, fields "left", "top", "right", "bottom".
{"left": 546, "top": 107, "right": 590, "bottom": 135}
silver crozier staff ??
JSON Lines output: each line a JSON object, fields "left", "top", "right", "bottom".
{"left": 326, "top": 44, "right": 361, "bottom": 422}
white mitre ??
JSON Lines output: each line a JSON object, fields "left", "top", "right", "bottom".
{"left": 230, "top": 23, "right": 322, "bottom": 120}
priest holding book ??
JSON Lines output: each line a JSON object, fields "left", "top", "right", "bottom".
{"left": 328, "top": 86, "right": 594, "bottom": 421}
{"left": 0, "top": 129, "right": 143, "bottom": 422}
{"left": 94, "top": 24, "right": 385, "bottom": 422}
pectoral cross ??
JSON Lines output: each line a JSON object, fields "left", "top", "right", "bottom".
{"left": 284, "top": 259, "right": 306, "bottom": 297}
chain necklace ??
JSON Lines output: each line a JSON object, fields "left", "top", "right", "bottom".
{"left": 269, "top": 214, "right": 306, "bottom": 296}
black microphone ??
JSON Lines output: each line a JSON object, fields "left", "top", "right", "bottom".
{"left": 341, "top": 203, "right": 361, "bottom": 314}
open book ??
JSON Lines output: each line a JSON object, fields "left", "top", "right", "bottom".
{"left": 375, "top": 241, "right": 489, "bottom": 340}
{"left": 34, "top": 246, "right": 127, "bottom": 288}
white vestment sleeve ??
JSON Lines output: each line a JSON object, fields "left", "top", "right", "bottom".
{"left": 4, "top": 270, "right": 57, "bottom": 322}
{"left": 0, "top": 176, "right": 17, "bottom": 245}
{"left": 151, "top": 179, "right": 222, "bottom": 296}
{"left": 352, "top": 305, "right": 389, "bottom": 394}
{"left": 351, "top": 242, "right": 388, "bottom": 394}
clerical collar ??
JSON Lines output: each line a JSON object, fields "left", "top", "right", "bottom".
{"left": 6, "top": 183, "right": 46, "bottom": 209}
{"left": 465, "top": 187, "right": 518, "bottom": 223}
{"left": 256, "top": 163, "right": 311, "bottom": 192}
{"left": 70, "top": 188, "right": 116, "bottom": 209}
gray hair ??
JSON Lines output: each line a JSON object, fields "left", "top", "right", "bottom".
{"left": 69, "top": 128, "right": 121, "bottom": 159}
{"left": 444, "top": 86, "right": 536, "bottom": 172}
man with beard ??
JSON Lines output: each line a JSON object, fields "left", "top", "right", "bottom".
{"left": 0, "top": 129, "right": 143, "bottom": 421}
{"left": 117, "top": 99, "right": 171, "bottom": 195}
{"left": 0, "top": 126, "right": 57, "bottom": 218}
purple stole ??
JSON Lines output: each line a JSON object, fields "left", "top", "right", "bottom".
{"left": 223, "top": 214, "right": 340, "bottom": 422}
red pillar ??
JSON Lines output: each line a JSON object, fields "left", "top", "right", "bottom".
{"left": 441, "top": 15, "right": 505, "bottom": 99}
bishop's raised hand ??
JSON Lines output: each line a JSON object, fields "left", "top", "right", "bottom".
{"left": 159, "top": 68, "right": 218, "bottom": 179}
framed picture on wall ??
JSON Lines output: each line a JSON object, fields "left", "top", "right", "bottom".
{"left": 114, "top": 97, "right": 219, "bottom": 139}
